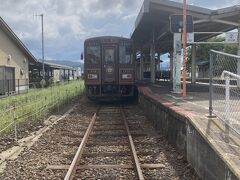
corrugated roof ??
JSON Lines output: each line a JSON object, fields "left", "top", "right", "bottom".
{"left": 132, "top": 0, "right": 240, "bottom": 53}
{"left": 35, "top": 60, "right": 75, "bottom": 70}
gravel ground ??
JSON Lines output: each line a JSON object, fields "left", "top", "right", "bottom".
{"left": 75, "top": 169, "right": 137, "bottom": 180}
{"left": 0, "top": 96, "right": 98, "bottom": 180}
{"left": 0, "top": 119, "right": 43, "bottom": 153}
{"left": 0, "top": 99, "right": 78, "bottom": 153}
{"left": 124, "top": 104, "right": 200, "bottom": 180}
{"left": 80, "top": 155, "right": 133, "bottom": 165}
{"left": 0, "top": 97, "right": 200, "bottom": 179}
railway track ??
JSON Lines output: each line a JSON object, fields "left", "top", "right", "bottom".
{"left": 1, "top": 99, "right": 199, "bottom": 179}
{"left": 62, "top": 105, "right": 145, "bottom": 179}
{"left": 48, "top": 104, "right": 161, "bottom": 180}
{"left": 45, "top": 103, "right": 199, "bottom": 179}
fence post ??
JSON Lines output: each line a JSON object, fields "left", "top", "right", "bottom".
{"left": 51, "top": 85, "right": 53, "bottom": 106}
{"left": 225, "top": 76, "right": 230, "bottom": 140}
{"left": 27, "top": 79, "right": 29, "bottom": 93}
{"left": 41, "top": 96, "right": 43, "bottom": 121}
{"left": 18, "top": 79, "right": 20, "bottom": 94}
{"left": 75, "top": 86, "right": 77, "bottom": 99}
{"left": 13, "top": 100, "right": 17, "bottom": 142}
{"left": 7, "top": 80, "right": 10, "bottom": 96}
{"left": 57, "top": 91, "right": 60, "bottom": 112}
{"left": 44, "top": 96, "right": 47, "bottom": 121}
{"left": 225, "top": 76, "right": 230, "bottom": 124}
{"left": 35, "top": 89, "right": 37, "bottom": 121}
{"left": 209, "top": 51, "right": 213, "bottom": 117}
{"left": 66, "top": 89, "right": 68, "bottom": 104}
{"left": 79, "top": 83, "right": 82, "bottom": 100}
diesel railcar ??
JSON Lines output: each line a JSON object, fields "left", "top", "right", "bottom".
{"left": 83, "top": 36, "right": 135, "bottom": 100}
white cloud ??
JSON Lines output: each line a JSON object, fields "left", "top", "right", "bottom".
{"left": 0, "top": 0, "right": 143, "bottom": 60}
{"left": 186, "top": 0, "right": 239, "bottom": 9}
{"left": 0, "top": 0, "right": 237, "bottom": 60}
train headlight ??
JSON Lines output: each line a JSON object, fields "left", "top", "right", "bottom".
{"left": 122, "top": 74, "right": 132, "bottom": 79}
{"left": 88, "top": 74, "right": 98, "bottom": 79}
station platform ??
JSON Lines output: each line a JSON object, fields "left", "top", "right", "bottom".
{"left": 137, "top": 81, "right": 240, "bottom": 180}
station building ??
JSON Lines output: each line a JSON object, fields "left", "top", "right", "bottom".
{"left": 0, "top": 17, "right": 37, "bottom": 95}
{"left": 0, "top": 17, "right": 77, "bottom": 93}
{"left": 29, "top": 60, "right": 77, "bottom": 85}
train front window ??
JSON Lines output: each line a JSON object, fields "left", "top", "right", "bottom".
{"left": 119, "top": 45, "right": 132, "bottom": 64}
{"left": 104, "top": 48, "right": 114, "bottom": 64}
{"left": 86, "top": 46, "right": 100, "bottom": 64}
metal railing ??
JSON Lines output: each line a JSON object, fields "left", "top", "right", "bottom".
{"left": 209, "top": 50, "right": 240, "bottom": 134}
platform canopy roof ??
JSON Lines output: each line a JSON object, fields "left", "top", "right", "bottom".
{"left": 131, "top": 0, "right": 240, "bottom": 54}
{"left": 30, "top": 60, "right": 75, "bottom": 71}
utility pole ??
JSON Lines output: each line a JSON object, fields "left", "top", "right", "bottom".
{"left": 237, "top": 23, "right": 240, "bottom": 87}
{"left": 35, "top": 14, "right": 45, "bottom": 80}
{"left": 182, "top": 0, "right": 187, "bottom": 97}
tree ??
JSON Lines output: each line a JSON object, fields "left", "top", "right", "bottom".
{"left": 223, "top": 44, "right": 238, "bottom": 54}
{"left": 186, "top": 36, "right": 238, "bottom": 71}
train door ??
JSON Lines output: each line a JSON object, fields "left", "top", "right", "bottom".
{"left": 102, "top": 46, "right": 116, "bottom": 83}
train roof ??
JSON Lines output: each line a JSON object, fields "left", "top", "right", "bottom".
{"left": 85, "top": 36, "right": 131, "bottom": 43}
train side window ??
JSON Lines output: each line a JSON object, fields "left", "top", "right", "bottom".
{"left": 119, "top": 45, "right": 132, "bottom": 64}
{"left": 86, "top": 46, "right": 100, "bottom": 64}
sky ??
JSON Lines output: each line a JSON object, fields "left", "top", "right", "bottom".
{"left": 0, "top": 0, "right": 239, "bottom": 62}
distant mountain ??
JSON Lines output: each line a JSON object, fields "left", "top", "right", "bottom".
{"left": 46, "top": 60, "right": 84, "bottom": 69}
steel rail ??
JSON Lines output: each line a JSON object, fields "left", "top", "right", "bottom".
{"left": 64, "top": 108, "right": 99, "bottom": 180}
{"left": 121, "top": 106, "right": 144, "bottom": 180}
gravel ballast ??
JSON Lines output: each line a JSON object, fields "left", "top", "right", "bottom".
{"left": 0, "top": 98, "right": 200, "bottom": 179}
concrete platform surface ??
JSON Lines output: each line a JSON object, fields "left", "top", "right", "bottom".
{"left": 137, "top": 81, "right": 240, "bottom": 179}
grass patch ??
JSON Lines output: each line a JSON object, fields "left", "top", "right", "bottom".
{"left": 0, "top": 80, "right": 84, "bottom": 134}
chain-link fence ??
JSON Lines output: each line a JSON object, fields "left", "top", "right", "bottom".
{"left": 209, "top": 50, "right": 240, "bottom": 134}
{"left": 0, "top": 78, "right": 79, "bottom": 97}
{"left": 0, "top": 79, "right": 84, "bottom": 141}
{"left": 0, "top": 79, "right": 29, "bottom": 96}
